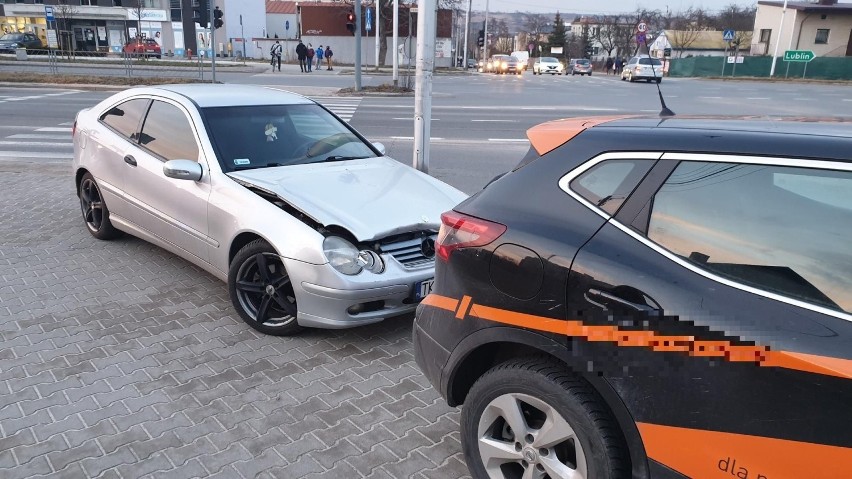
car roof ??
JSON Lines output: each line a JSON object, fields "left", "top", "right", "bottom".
{"left": 527, "top": 115, "right": 852, "bottom": 156}
{"left": 149, "top": 84, "right": 315, "bottom": 108}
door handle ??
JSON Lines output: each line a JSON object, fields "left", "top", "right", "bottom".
{"left": 124, "top": 155, "right": 137, "bottom": 167}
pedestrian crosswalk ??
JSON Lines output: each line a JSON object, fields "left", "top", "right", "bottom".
{"left": 0, "top": 97, "right": 363, "bottom": 163}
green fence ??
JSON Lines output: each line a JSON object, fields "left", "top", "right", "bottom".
{"left": 669, "top": 56, "right": 852, "bottom": 80}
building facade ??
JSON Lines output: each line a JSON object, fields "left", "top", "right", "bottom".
{"left": 752, "top": 0, "right": 852, "bottom": 57}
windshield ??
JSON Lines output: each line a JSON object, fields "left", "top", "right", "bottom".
{"left": 0, "top": 34, "right": 24, "bottom": 41}
{"left": 541, "top": 57, "right": 559, "bottom": 63}
{"left": 639, "top": 58, "right": 663, "bottom": 66}
{"left": 202, "top": 104, "right": 377, "bottom": 172}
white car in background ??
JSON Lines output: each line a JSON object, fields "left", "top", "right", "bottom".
{"left": 73, "top": 84, "right": 466, "bottom": 336}
{"left": 532, "top": 57, "right": 564, "bottom": 75}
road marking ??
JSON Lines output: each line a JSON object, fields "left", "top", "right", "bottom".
{"left": 8, "top": 134, "right": 71, "bottom": 140}
{"left": 36, "top": 127, "right": 72, "bottom": 132}
{"left": 392, "top": 118, "right": 440, "bottom": 120}
{"left": 640, "top": 109, "right": 658, "bottom": 112}
{"left": 472, "top": 119, "right": 515, "bottom": 122}
{"left": 389, "top": 136, "right": 444, "bottom": 140}
{"left": 747, "top": 97, "right": 770, "bottom": 100}
{"left": 0, "top": 151, "right": 71, "bottom": 159}
{"left": 699, "top": 96, "right": 722, "bottom": 99}
{"left": 843, "top": 99, "right": 852, "bottom": 102}
{"left": 0, "top": 141, "right": 72, "bottom": 148}
{"left": 522, "top": 107, "right": 557, "bottom": 110}
{"left": 488, "top": 138, "right": 528, "bottom": 143}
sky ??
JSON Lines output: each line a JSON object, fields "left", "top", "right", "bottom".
{"left": 470, "top": 0, "right": 757, "bottom": 15}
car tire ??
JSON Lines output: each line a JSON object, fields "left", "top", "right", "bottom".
{"left": 78, "top": 172, "right": 121, "bottom": 240}
{"left": 461, "top": 357, "right": 629, "bottom": 479}
{"left": 656, "top": 78, "right": 662, "bottom": 84}
{"left": 228, "top": 239, "right": 303, "bottom": 336}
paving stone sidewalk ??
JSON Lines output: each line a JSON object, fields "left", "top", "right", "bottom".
{"left": 0, "top": 162, "right": 470, "bottom": 478}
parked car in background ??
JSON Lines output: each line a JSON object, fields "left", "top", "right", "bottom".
{"left": 467, "top": 58, "right": 477, "bottom": 69}
{"left": 123, "top": 37, "right": 161, "bottom": 58}
{"left": 73, "top": 84, "right": 466, "bottom": 336}
{"left": 532, "top": 57, "right": 564, "bottom": 75}
{"left": 485, "top": 54, "right": 523, "bottom": 75}
{"left": 414, "top": 115, "right": 852, "bottom": 479}
{"left": 621, "top": 55, "right": 663, "bottom": 83}
{"left": 0, "top": 32, "right": 44, "bottom": 53}
{"left": 569, "top": 58, "right": 593, "bottom": 75}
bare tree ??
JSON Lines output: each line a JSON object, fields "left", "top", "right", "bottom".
{"left": 54, "top": 1, "right": 78, "bottom": 58}
{"left": 523, "top": 13, "right": 550, "bottom": 53}
{"left": 127, "top": 0, "right": 148, "bottom": 40}
{"left": 593, "top": 15, "right": 621, "bottom": 57}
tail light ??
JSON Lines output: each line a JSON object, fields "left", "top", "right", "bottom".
{"left": 436, "top": 211, "right": 506, "bottom": 262}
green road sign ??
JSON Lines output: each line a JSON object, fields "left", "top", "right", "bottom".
{"left": 784, "top": 50, "right": 815, "bottom": 62}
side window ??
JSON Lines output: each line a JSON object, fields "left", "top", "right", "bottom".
{"left": 648, "top": 161, "right": 852, "bottom": 314}
{"left": 568, "top": 159, "right": 655, "bottom": 215}
{"left": 138, "top": 100, "right": 199, "bottom": 161}
{"left": 99, "top": 98, "right": 150, "bottom": 140}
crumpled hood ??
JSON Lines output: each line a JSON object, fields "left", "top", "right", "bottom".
{"left": 228, "top": 157, "right": 468, "bottom": 241}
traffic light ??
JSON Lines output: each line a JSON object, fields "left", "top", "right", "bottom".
{"left": 195, "top": 0, "right": 209, "bottom": 28}
{"left": 213, "top": 6, "right": 224, "bottom": 29}
{"left": 346, "top": 11, "right": 355, "bottom": 34}
{"left": 477, "top": 30, "right": 484, "bottom": 47}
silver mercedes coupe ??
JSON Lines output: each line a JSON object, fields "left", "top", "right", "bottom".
{"left": 73, "top": 84, "right": 466, "bottom": 335}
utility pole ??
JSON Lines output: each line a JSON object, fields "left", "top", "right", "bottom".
{"left": 413, "top": 0, "right": 436, "bottom": 173}
{"left": 393, "top": 0, "right": 399, "bottom": 85}
{"left": 482, "top": 0, "right": 489, "bottom": 60}
{"left": 462, "top": 0, "right": 471, "bottom": 69}
{"left": 375, "top": 3, "right": 381, "bottom": 69}
{"left": 210, "top": 0, "right": 216, "bottom": 83}
{"left": 355, "top": 0, "right": 362, "bottom": 90}
{"left": 769, "top": 0, "right": 788, "bottom": 77}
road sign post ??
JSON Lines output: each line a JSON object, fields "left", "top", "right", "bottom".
{"left": 783, "top": 50, "right": 815, "bottom": 79}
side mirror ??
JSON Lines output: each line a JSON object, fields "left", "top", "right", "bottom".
{"left": 373, "top": 142, "right": 387, "bottom": 156}
{"left": 163, "top": 159, "right": 203, "bottom": 181}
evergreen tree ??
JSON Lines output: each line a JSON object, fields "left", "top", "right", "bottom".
{"left": 548, "top": 12, "right": 567, "bottom": 56}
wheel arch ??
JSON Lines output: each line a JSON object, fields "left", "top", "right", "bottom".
{"left": 75, "top": 167, "right": 90, "bottom": 196}
{"left": 229, "top": 231, "right": 275, "bottom": 266}
{"left": 445, "top": 327, "right": 649, "bottom": 479}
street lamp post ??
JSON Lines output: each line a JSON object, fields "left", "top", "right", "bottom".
{"left": 769, "top": 0, "right": 789, "bottom": 77}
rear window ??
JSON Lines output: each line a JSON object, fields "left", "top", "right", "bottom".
{"left": 575, "top": 60, "right": 590, "bottom": 65}
{"left": 639, "top": 58, "right": 662, "bottom": 66}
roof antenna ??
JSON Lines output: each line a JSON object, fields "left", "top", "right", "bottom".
{"left": 644, "top": 37, "right": 675, "bottom": 117}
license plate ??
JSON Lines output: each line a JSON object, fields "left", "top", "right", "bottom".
{"left": 415, "top": 279, "right": 434, "bottom": 300}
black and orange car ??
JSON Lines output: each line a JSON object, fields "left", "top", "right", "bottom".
{"left": 413, "top": 116, "right": 852, "bottom": 479}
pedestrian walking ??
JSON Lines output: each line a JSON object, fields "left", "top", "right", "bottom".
{"left": 270, "top": 40, "right": 282, "bottom": 71}
{"left": 614, "top": 57, "right": 624, "bottom": 76}
{"left": 296, "top": 39, "right": 307, "bottom": 72}
{"left": 325, "top": 45, "right": 333, "bottom": 70}
{"left": 605, "top": 57, "right": 613, "bottom": 75}
{"left": 306, "top": 43, "right": 315, "bottom": 72}
{"left": 315, "top": 45, "right": 324, "bottom": 71}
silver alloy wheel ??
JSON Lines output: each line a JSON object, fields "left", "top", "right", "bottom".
{"left": 234, "top": 252, "right": 297, "bottom": 328}
{"left": 477, "top": 392, "right": 588, "bottom": 479}
{"left": 79, "top": 177, "right": 105, "bottom": 233}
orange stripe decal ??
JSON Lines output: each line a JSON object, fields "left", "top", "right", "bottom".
{"left": 638, "top": 422, "right": 852, "bottom": 479}
{"left": 423, "top": 294, "right": 851, "bottom": 379}
{"left": 421, "top": 294, "right": 458, "bottom": 313}
{"left": 455, "top": 295, "right": 472, "bottom": 320}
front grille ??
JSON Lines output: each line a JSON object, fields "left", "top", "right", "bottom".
{"left": 381, "top": 235, "right": 437, "bottom": 269}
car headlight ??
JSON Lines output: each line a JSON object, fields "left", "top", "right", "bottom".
{"left": 501, "top": 62, "right": 508, "bottom": 68}
{"left": 323, "top": 236, "right": 362, "bottom": 275}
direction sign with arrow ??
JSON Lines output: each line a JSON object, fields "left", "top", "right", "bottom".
{"left": 784, "top": 50, "right": 815, "bottom": 62}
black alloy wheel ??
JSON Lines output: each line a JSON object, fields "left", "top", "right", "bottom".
{"left": 79, "top": 172, "right": 120, "bottom": 240}
{"left": 228, "top": 239, "right": 303, "bottom": 336}
{"left": 461, "top": 357, "right": 629, "bottom": 479}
